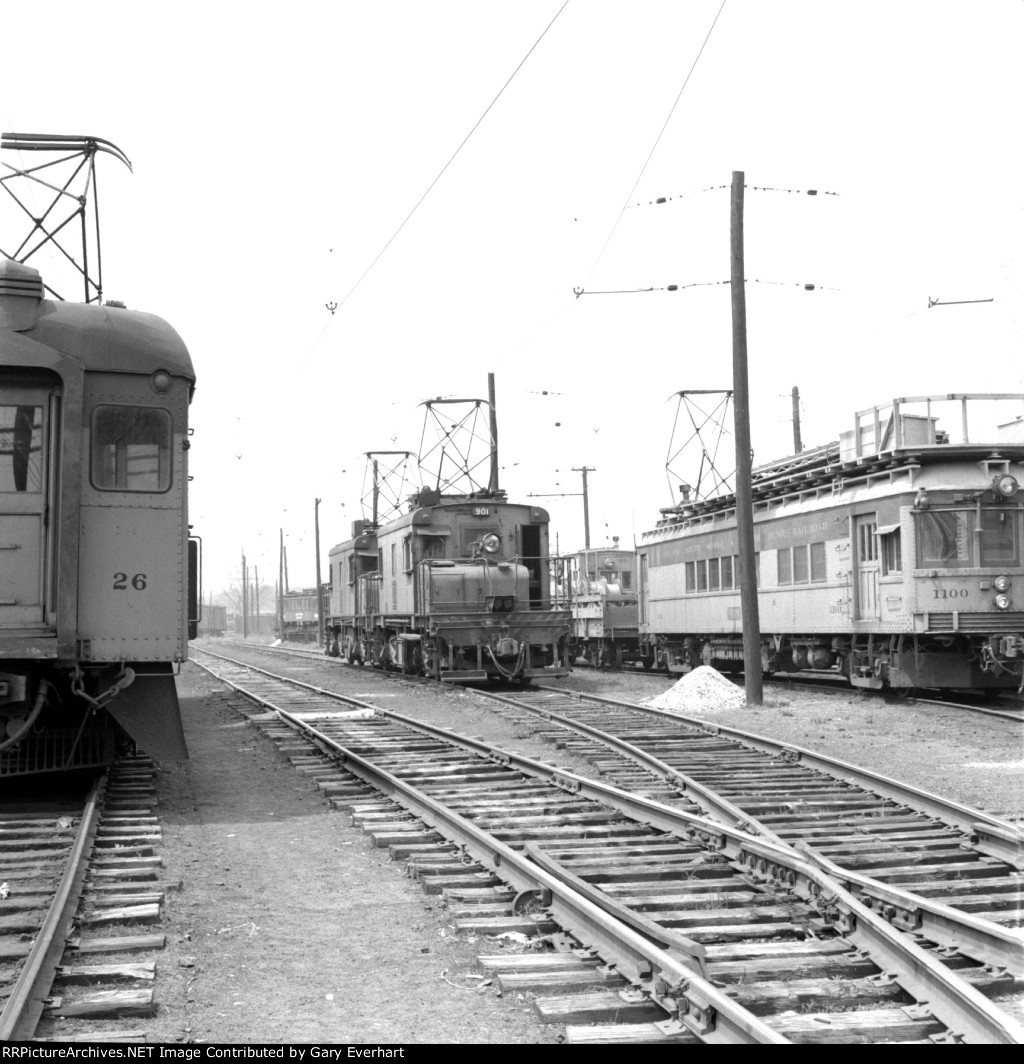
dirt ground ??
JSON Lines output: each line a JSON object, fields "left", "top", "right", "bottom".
{"left": 141, "top": 663, "right": 558, "bottom": 1045}
{"left": 137, "top": 645, "right": 1022, "bottom": 1044}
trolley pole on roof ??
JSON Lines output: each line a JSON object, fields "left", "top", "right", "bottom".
{"left": 314, "top": 498, "right": 325, "bottom": 649}
{"left": 731, "top": 171, "right": 763, "bottom": 705}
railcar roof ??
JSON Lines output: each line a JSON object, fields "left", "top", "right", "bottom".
{"left": 652, "top": 443, "right": 1024, "bottom": 532}
{"left": 23, "top": 299, "right": 195, "bottom": 381}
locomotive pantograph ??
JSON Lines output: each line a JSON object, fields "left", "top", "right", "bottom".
{"left": 325, "top": 388, "right": 572, "bottom": 682}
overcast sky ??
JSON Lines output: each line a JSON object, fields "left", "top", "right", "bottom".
{"left": 4, "top": 1, "right": 1022, "bottom": 596}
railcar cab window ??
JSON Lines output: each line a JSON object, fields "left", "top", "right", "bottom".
{"left": 980, "top": 509, "right": 1020, "bottom": 566}
{"left": 0, "top": 405, "right": 42, "bottom": 493}
{"left": 916, "top": 508, "right": 1021, "bottom": 568}
{"left": 91, "top": 406, "right": 171, "bottom": 492}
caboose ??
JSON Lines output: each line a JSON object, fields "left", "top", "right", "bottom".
{"left": 326, "top": 489, "right": 572, "bottom": 681}
{"left": 1, "top": 258, "right": 197, "bottom": 775}
{"left": 639, "top": 395, "right": 1024, "bottom": 693}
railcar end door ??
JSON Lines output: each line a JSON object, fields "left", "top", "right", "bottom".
{"left": 0, "top": 386, "right": 56, "bottom": 628}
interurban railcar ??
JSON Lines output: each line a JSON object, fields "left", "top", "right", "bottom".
{"left": 281, "top": 588, "right": 322, "bottom": 642}
{"left": 638, "top": 395, "right": 1024, "bottom": 693}
{"left": 1, "top": 258, "right": 198, "bottom": 776}
{"left": 326, "top": 489, "right": 572, "bottom": 682}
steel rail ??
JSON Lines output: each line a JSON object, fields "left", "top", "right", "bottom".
{"left": 194, "top": 652, "right": 1024, "bottom": 1044}
{"left": 192, "top": 658, "right": 784, "bottom": 1044}
{"left": 533, "top": 684, "right": 1024, "bottom": 867}
{"left": 195, "top": 648, "right": 1024, "bottom": 975}
{"left": 0, "top": 776, "right": 105, "bottom": 1041}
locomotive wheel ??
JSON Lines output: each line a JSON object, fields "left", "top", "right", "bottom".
{"left": 892, "top": 683, "right": 918, "bottom": 700}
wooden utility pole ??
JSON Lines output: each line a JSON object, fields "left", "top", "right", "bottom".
{"left": 254, "top": 565, "right": 260, "bottom": 634}
{"left": 731, "top": 171, "right": 763, "bottom": 705}
{"left": 278, "top": 528, "right": 285, "bottom": 637}
{"left": 241, "top": 552, "right": 248, "bottom": 638}
{"left": 314, "top": 498, "right": 324, "bottom": 649}
{"left": 571, "top": 465, "right": 596, "bottom": 547}
{"left": 792, "top": 386, "right": 802, "bottom": 454}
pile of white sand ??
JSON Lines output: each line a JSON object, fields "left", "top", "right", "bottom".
{"left": 646, "top": 665, "right": 747, "bottom": 715}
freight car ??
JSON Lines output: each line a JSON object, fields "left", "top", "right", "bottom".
{"left": 0, "top": 258, "right": 197, "bottom": 776}
{"left": 326, "top": 490, "right": 572, "bottom": 682}
{"left": 197, "top": 603, "right": 227, "bottom": 638}
{"left": 567, "top": 543, "right": 647, "bottom": 668}
{"left": 281, "top": 588, "right": 321, "bottom": 642}
{"left": 638, "top": 395, "right": 1024, "bottom": 694}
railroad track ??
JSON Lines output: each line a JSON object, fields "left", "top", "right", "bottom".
{"left": 474, "top": 686, "right": 1024, "bottom": 946}
{"left": 208, "top": 640, "right": 1024, "bottom": 721}
{"left": 191, "top": 648, "right": 1024, "bottom": 1044}
{"left": 0, "top": 759, "right": 167, "bottom": 1042}
{"left": 203, "top": 642, "right": 1024, "bottom": 962}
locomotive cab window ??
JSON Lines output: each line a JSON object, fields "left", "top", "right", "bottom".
{"left": 91, "top": 405, "right": 172, "bottom": 492}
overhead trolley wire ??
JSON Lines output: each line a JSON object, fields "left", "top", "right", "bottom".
{"left": 292, "top": 1, "right": 571, "bottom": 381}
{"left": 334, "top": 0, "right": 569, "bottom": 314}
{"left": 580, "top": 0, "right": 729, "bottom": 288}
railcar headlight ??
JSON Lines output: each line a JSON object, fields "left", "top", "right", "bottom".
{"left": 993, "top": 473, "right": 1019, "bottom": 498}
{"left": 994, "top": 593, "right": 1011, "bottom": 610}
{"left": 994, "top": 575, "right": 1012, "bottom": 593}
{"left": 481, "top": 533, "right": 501, "bottom": 554}
{"left": 151, "top": 370, "right": 172, "bottom": 394}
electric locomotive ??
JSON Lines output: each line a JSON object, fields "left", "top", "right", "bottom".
{"left": 326, "top": 489, "right": 572, "bottom": 682}
{"left": 638, "top": 395, "right": 1024, "bottom": 694}
{"left": 1, "top": 258, "right": 198, "bottom": 776}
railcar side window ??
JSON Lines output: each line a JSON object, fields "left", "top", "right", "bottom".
{"left": 720, "top": 555, "right": 733, "bottom": 589}
{"left": 810, "top": 541, "right": 827, "bottom": 581}
{"left": 980, "top": 509, "right": 1020, "bottom": 566}
{"left": 917, "top": 511, "right": 971, "bottom": 567}
{"left": 777, "top": 548, "right": 793, "bottom": 585}
{"left": 0, "top": 405, "right": 42, "bottom": 493}
{"left": 91, "top": 406, "right": 171, "bottom": 492}
{"left": 880, "top": 530, "right": 902, "bottom": 575}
